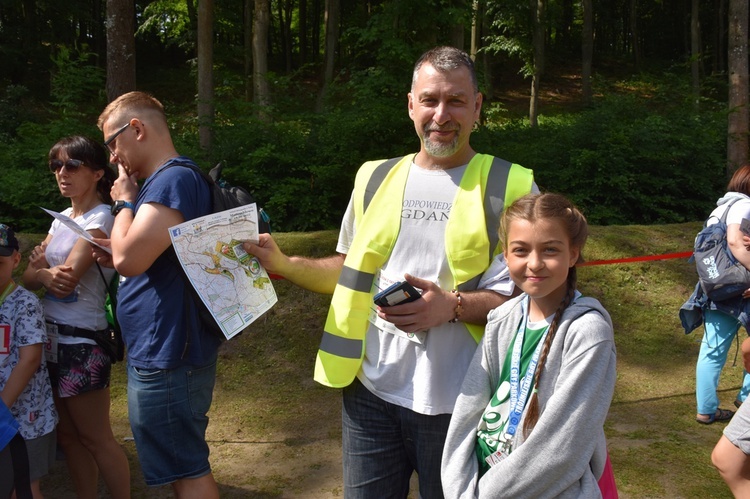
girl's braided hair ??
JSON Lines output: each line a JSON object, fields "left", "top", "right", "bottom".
{"left": 499, "top": 192, "right": 588, "bottom": 437}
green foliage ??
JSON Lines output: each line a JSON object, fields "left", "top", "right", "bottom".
{"left": 0, "top": 85, "right": 29, "bottom": 141}
{"left": 483, "top": 0, "right": 534, "bottom": 76}
{"left": 0, "top": 48, "right": 105, "bottom": 232}
{"left": 0, "top": 62, "right": 732, "bottom": 233}
{"left": 343, "top": 0, "right": 471, "bottom": 73}
{"left": 0, "top": 129, "right": 63, "bottom": 232}
{"left": 49, "top": 48, "right": 106, "bottom": 118}
{"left": 36, "top": 223, "right": 736, "bottom": 496}
{"left": 208, "top": 87, "right": 414, "bottom": 232}
{"left": 137, "top": 0, "right": 193, "bottom": 50}
{"left": 473, "top": 77, "right": 727, "bottom": 225}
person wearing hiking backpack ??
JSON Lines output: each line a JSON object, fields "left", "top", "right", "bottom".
{"left": 94, "top": 91, "right": 221, "bottom": 499}
{"left": 21, "top": 137, "right": 130, "bottom": 498}
{"left": 680, "top": 164, "right": 750, "bottom": 425}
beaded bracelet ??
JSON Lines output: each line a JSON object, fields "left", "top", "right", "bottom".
{"left": 448, "top": 289, "right": 463, "bottom": 323}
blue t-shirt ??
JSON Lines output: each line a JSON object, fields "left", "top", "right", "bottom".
{"left": 117, "top": 157, "right": 221, "bottom": 369}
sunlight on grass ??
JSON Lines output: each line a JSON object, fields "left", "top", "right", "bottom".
{"left": 17, "top": 223, "right": 741, "bottom": 497}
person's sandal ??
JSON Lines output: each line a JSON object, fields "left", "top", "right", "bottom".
{"left": 696, "top": 408, "right": 735, "bottom": 424}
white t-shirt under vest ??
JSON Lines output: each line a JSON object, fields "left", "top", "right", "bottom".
{"left": 337, "top": 162, "right": 514, "bottom": 415}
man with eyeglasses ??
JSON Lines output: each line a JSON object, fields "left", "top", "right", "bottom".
{"left": 94, "top": 91, "right": 221, "bottom": 499}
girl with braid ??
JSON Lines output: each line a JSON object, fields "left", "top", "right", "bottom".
{"left": 441, "top": 193, "right": 617, "bottom": 498}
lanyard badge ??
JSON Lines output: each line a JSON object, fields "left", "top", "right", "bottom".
{"left": 505, "top": 296, "right": 550, "bottom": 443}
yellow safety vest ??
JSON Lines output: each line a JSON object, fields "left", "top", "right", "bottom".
{"left": 314, "top": 153, "right": 534, "bottom": 387}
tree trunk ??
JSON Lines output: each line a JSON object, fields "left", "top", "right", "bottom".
{"left": 727, "top": 0, "right": 749, "bottom": 175}
{"left": 470, "top": 0, "right": 480, "bottom": 61}
{"left": 244, "top": 0, "right": 252, "bottom": 101}
{"left": 560, "top": 0, "right": 573, "bottom": 52}
{"left": 581, "top": 0, "right": 593, "bottom": 106}
{"left": 21, "top": 0, "right": 36, "bottom": 53}
{"left": 299, "top": 0, "right": 308, "bottom": 65}
{"left": 197, "top": 0, "right": 214, "bottom": 152}
{"left": 690, "top": 0, "right": 701, "bottom": 108}
{"left": 630, "top": 0, "right": 640, "bottom": 69}
{"left": 312, "top": 0, "right": 321, "bottom": 63}
{"left": 451, "top": 24, "right": 465, "bottom": 50}
{"left": 316, "top": 0, "right": 339, "bottom": 113}
{"left": 105, "top": 0, "right": 136, "bottom": 102}
{"left": 450, "top": 0, "right": 464, "bottom": 50}
{"left": 529, "top": 0, "right": 545, "bottom": 127}
{"left": 714, "top": 0, "right": 727, "bottom": 74}
{"left": 479, "top": 1, "right": 494, "bottom": 102}
{"left": 278, "top": 0, "right": 293, "bottom": 73}
{"left": 253, "top": 0, "right": 271, "bottom": 120}
{"left": 186, "top": 0, "right": 198, "bottom": 40}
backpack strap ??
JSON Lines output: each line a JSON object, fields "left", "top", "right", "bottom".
{"left": 708, "top": 197, "right": 744, "bottom": 227}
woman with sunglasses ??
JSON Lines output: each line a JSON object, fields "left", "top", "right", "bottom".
{"left": 22, "top": 136, "right": 130, "bottom": 499}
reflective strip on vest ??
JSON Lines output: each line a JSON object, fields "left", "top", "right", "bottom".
{"left": 314, "top": 154, "right": 533, "bottom": 387}
{"left": 338, "top": 265, "right": 375, "bottom": 293}
{"left": 319, "top": 330, "right": 362, "bottom": 359}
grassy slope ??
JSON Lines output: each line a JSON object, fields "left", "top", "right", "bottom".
{"left": 17, "top": 224, "right": 739, "bottom": 497}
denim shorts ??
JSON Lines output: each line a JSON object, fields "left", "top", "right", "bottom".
{"left": 127, "top": 353, "right": 217, "bottom": 486}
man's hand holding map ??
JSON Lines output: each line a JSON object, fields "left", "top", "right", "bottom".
{"left": 169, "top": 203, "right": 277, "bottom": 339}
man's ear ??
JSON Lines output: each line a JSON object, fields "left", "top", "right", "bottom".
{"left": 474, "top": 92, "right": 483, "bottom": 121}
{"left": 130, "top": 118, "right": 145, "bottom": 140}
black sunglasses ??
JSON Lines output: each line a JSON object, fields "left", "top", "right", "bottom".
{"left": 104, "top": 122, "right": 130, "bottom": 153}
{"left": 49, "top": 158, "right": 86, "bottom": 174}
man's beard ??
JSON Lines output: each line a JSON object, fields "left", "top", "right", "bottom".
{"left": 423, "top": 125, "right": 460, "bottom": 157}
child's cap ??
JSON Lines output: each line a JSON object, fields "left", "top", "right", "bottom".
{"left": 0, "top": 224, "right": 19, "bottom": 256}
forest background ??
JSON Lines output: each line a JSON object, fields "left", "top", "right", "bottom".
{"left": 0, "top": 0, "right": 748, "bottom": 234}
{"left": 0, "top": 1, "right": 748, "bottom": 497}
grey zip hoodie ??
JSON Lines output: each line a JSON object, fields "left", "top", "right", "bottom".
{"left": 441, "top": 294, "right": 616, "bottom": 499}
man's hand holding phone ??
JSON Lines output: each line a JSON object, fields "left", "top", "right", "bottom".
{"left": 373, "top": 281, "right": 422, "bottom": 307}
{"left": 374, "top": 274, "right": 458, "bottom": 333}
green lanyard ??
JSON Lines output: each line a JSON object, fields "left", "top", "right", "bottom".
{"left": 0, "top": 280, "right": 17, "bottom": 307}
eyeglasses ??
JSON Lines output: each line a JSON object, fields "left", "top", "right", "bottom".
{"left": 104, "top": 122, "right": 130, "bottom": 154}
{"left": 49, "top": 158, "right": 86, "bottom": 174}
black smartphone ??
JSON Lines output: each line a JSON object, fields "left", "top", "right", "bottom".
{"left": 373, "top": 281, "right": 422, "bottom": 307}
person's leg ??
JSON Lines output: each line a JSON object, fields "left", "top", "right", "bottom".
{"left": 713, "top": 435, "right": 750, "bottom": 496}
{"left": 28, "top": 479, "right": 42, "bottom": 499}
{"left": 342, "top": 378, "right": 412, "bottom": 499}
{"left": 172, "top": 474, "right": 219, "bottom": 499}
{"left": 697, "top": 310, "right": 740, "bottom": 419}
{"left": 737, "top": 337, "right": 750, "bottom": 406}
{"left": 127, "top": 354, "right": 217, "bottom": 491}
{"left": 399, "top": 406, "right": 451, "bottom": 499}
{"left": 54, "top": 395, "right": 99, "bottom": 499}
{"left": 738, "top": 370, "right": 750, "bottom": 407}
{"left": 0, "top": 445, "right": 14, "bottom": 497}
{"left": 64, "top": 388, "right": 130, "bottom": 499}
{"left": 742, "top": 337, "right": 750, "bottom": 372}
{"left": 18, "top": 430, "right": 56, "bottom": 499}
